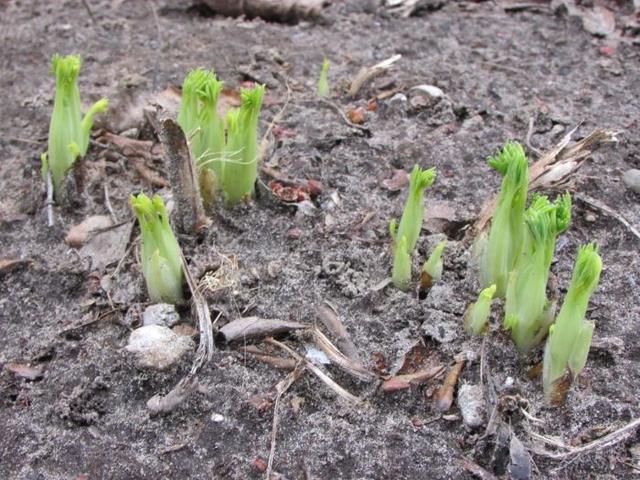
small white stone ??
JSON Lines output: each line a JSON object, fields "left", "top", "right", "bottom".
{"left": 623, "top": 169, "right": 640, "bottom": 194}
{"left": 210, "top": 413, "right": 225, "bottom": 423}
{"left": 143, "top": 304, "right": 180, "bottom": 327}
{"left": 126, "top": 325, "right": 193, "bottom": 370}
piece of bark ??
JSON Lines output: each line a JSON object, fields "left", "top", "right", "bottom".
{"left": 201, "top": 0, "right": 326, "bottom": 23}
{"left": 433, "top": 360, "right": 465, "bottom": 412}
{"left": 217, "top": 317, "right": 307, "bottom": 345}
{"left": 153, "top": 109, "right": 207, "bottom": 234}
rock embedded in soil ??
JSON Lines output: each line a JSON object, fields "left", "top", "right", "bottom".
{"left": 457, "top": 383, "right": 485, "bottom": 429}
{"left": 126, "top": 325, "right": 193, "bottom": 370}
{"left": 623, "top": 169, "right": 640, "bottom": 194}
{"left": 142, "top": 303, "right": 180, "bottom": 327}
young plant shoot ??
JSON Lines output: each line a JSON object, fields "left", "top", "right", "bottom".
{"left": 479, "top": 142, "right": 529, "bottom": 297}
{"left": 177, "top": 69, "right": 225, "bottom": 165}
{"left": 219, "top": 84, "right": 265, "bottom": 204}
{"left": 42, "top": 54, "right": 108, "bottom": 196}
{"left": 504, "top": 193, "right": 572, "bottom": 353}
{"left": 389, "top": 165, "right": 437, "bottom": 291}
{"left": 422, "top": 240, "right": 446, "bottom": 284}
{"left": 543, "top": 243, "right": 602, "bottom": 404}
{"left": 464, "top": 284, "right": 497, "bottom": 336}
{"left": 317, "top": 57, "right": 330, "bottom": 98}
{"left": 130, "top": 193, "right": 184, "bottom": 304}
{"left": 177, "top": 69, "right": 265, "bottom": 205}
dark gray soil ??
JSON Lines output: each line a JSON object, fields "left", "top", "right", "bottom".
{"left": 1, "top": 1, "right": 640, "bottom": 479}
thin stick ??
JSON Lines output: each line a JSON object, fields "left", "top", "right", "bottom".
{"left": 104, "top": 183, "right": 118, "bottom": 223}
{"left": 528, "top": 417, "right": 640, "bottom": 460}
{"left": 320, "top": 99, "right": 370, "bottom": 133}
{"left": 46, "top": 169, "right": 54, "bottom": 227}
{"left": 575, "top": 193, "right": 640, "bottom": 242}
{"left": 266, "top": 338, "right": 363, "bottom": 405}
{"left": 266, "top": 366, "right": 304, "bottom": 479}
{"left": 81, "top": 0, "right": 96, "bottom": 23}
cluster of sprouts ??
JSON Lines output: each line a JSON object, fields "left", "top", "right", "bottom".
{"left": 43, "top": 54, "right": 604, "bottom": 405}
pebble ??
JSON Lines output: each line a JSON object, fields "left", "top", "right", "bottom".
{"left": 126, "top": 325, "right": 193, "bottom": 370}
{"left": 457, "top": 384, "right": 486, "bottom": 428}
{"left": 142, "top": 304, "right": 180, "bottom": 327}
{"left": 623, "top": 169, "right": 640, "bottom": 194}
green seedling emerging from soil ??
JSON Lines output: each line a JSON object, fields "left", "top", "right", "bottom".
{"left": 41, "top": 54, "right": 108, "bottom": 197}
{"left": 543, "top": 243, "right": 602, "bottom": 404}
{"left": 130, "top": 193, "right": 184, "bottom": 304}
{"left": 421, "top": 240, "right": 446, "bottom": 287}
{"left": 478, "top": 142, "right": 529, "bottom": 297}
{"left": 177, "top": 69, "right": 265, "bottom": 205}
{"left": 464, "top": 284, "right": 497, "bottom": 336}
{"left": 389, "top": 165, "right": 437, "bottom": 291}
{"left": 317, "top": 57, "right": 330, "bottom": 98}
{"left": 504, "top": 193, "right": 572, "bottom": 353}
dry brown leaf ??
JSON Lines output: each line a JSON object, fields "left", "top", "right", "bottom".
{"left": 79, "top": 221, "right": 134, "bottom": 272}
{"left": 0, "top": 258, "right": 31, "bottom": 273}
{"left": 381, "top": 169, "right": 409, "bottom": 191}
{"left": 65, "top": 215, "right": 114, "bottom": 247}
{"left": 5, "top": 362, "right": 44, "bottom": 380}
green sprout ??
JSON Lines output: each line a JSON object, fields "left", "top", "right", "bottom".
{"left": 543, "top": 243, "right": 602, "bottom": 404}
{"left": 130, "top": 193, "right": 183, "bottom": 304}
{"left": 218, "top": 84, "right": 265, "bottom": 204}
{"left": 317, "top": 57, "right": 330, "bottom": 98}
{"left": 504, "top": 193, "right": 572, "bottom": 353}
{"left": 422, "top": 240, "right": 446, "bottom": 283}
{"left": 479, "top": 142, "right": 529, "bottom": 297}
{"left": 177, "top": 69, "right": 225, "bottom": 166}
{"left": 41, "top": 54, "right": 108, "bottom": 196}
{"left": 389, "top": 165, "right": 437, "bottom": 290}
{"left": 177, "top": 69, "right": 265, "bottom": 205}
{"left": 464, "top": 284, "right": 497, "bottom": 336}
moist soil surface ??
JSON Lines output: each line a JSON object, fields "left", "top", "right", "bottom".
{"left": 1, "top": 1, "right": 640, "bottom": 479}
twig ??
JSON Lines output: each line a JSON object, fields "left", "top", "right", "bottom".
{"left": 81, "top": 0, "right": 96, "bottom": 23}
{"left": 46, "top": 169, "right": 54, "bottom": 227}
{"left": 312, "top": 327, "right": 378, "bottom": 382}
{"left": 103, "top": 183, "right": 118, "bottom": 223}
{"left": 348, "top": 54, "right": 401, "bottom": 98}
{"left": 266, "top": 366, "right": 305, "bottom": 480}
{"left": 146, "top": 0, "right": 162, "bottom": 90}
{"left": 526, "top": 117, "right": 543, "bottom": 158}
{"left": 258, "top": 76, "right": 291, "bottom": 163}
{"left": 527, "top": 417, "right": 640, "bottom": 460}
{"left": 266, "top": 338, "right": 363, "bottom": 406}
{"left": 575, "top": 193, "right": 640, "bottom": 242}
{"left": 319, "top": 99, "right": 371, "bottom": 134}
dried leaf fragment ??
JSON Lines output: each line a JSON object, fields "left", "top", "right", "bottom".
{"left": 65, "top": 215, "right": 114, "bottom": 247}
{"left": 5, "top": 362, "right": 44, "bottom": 380}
